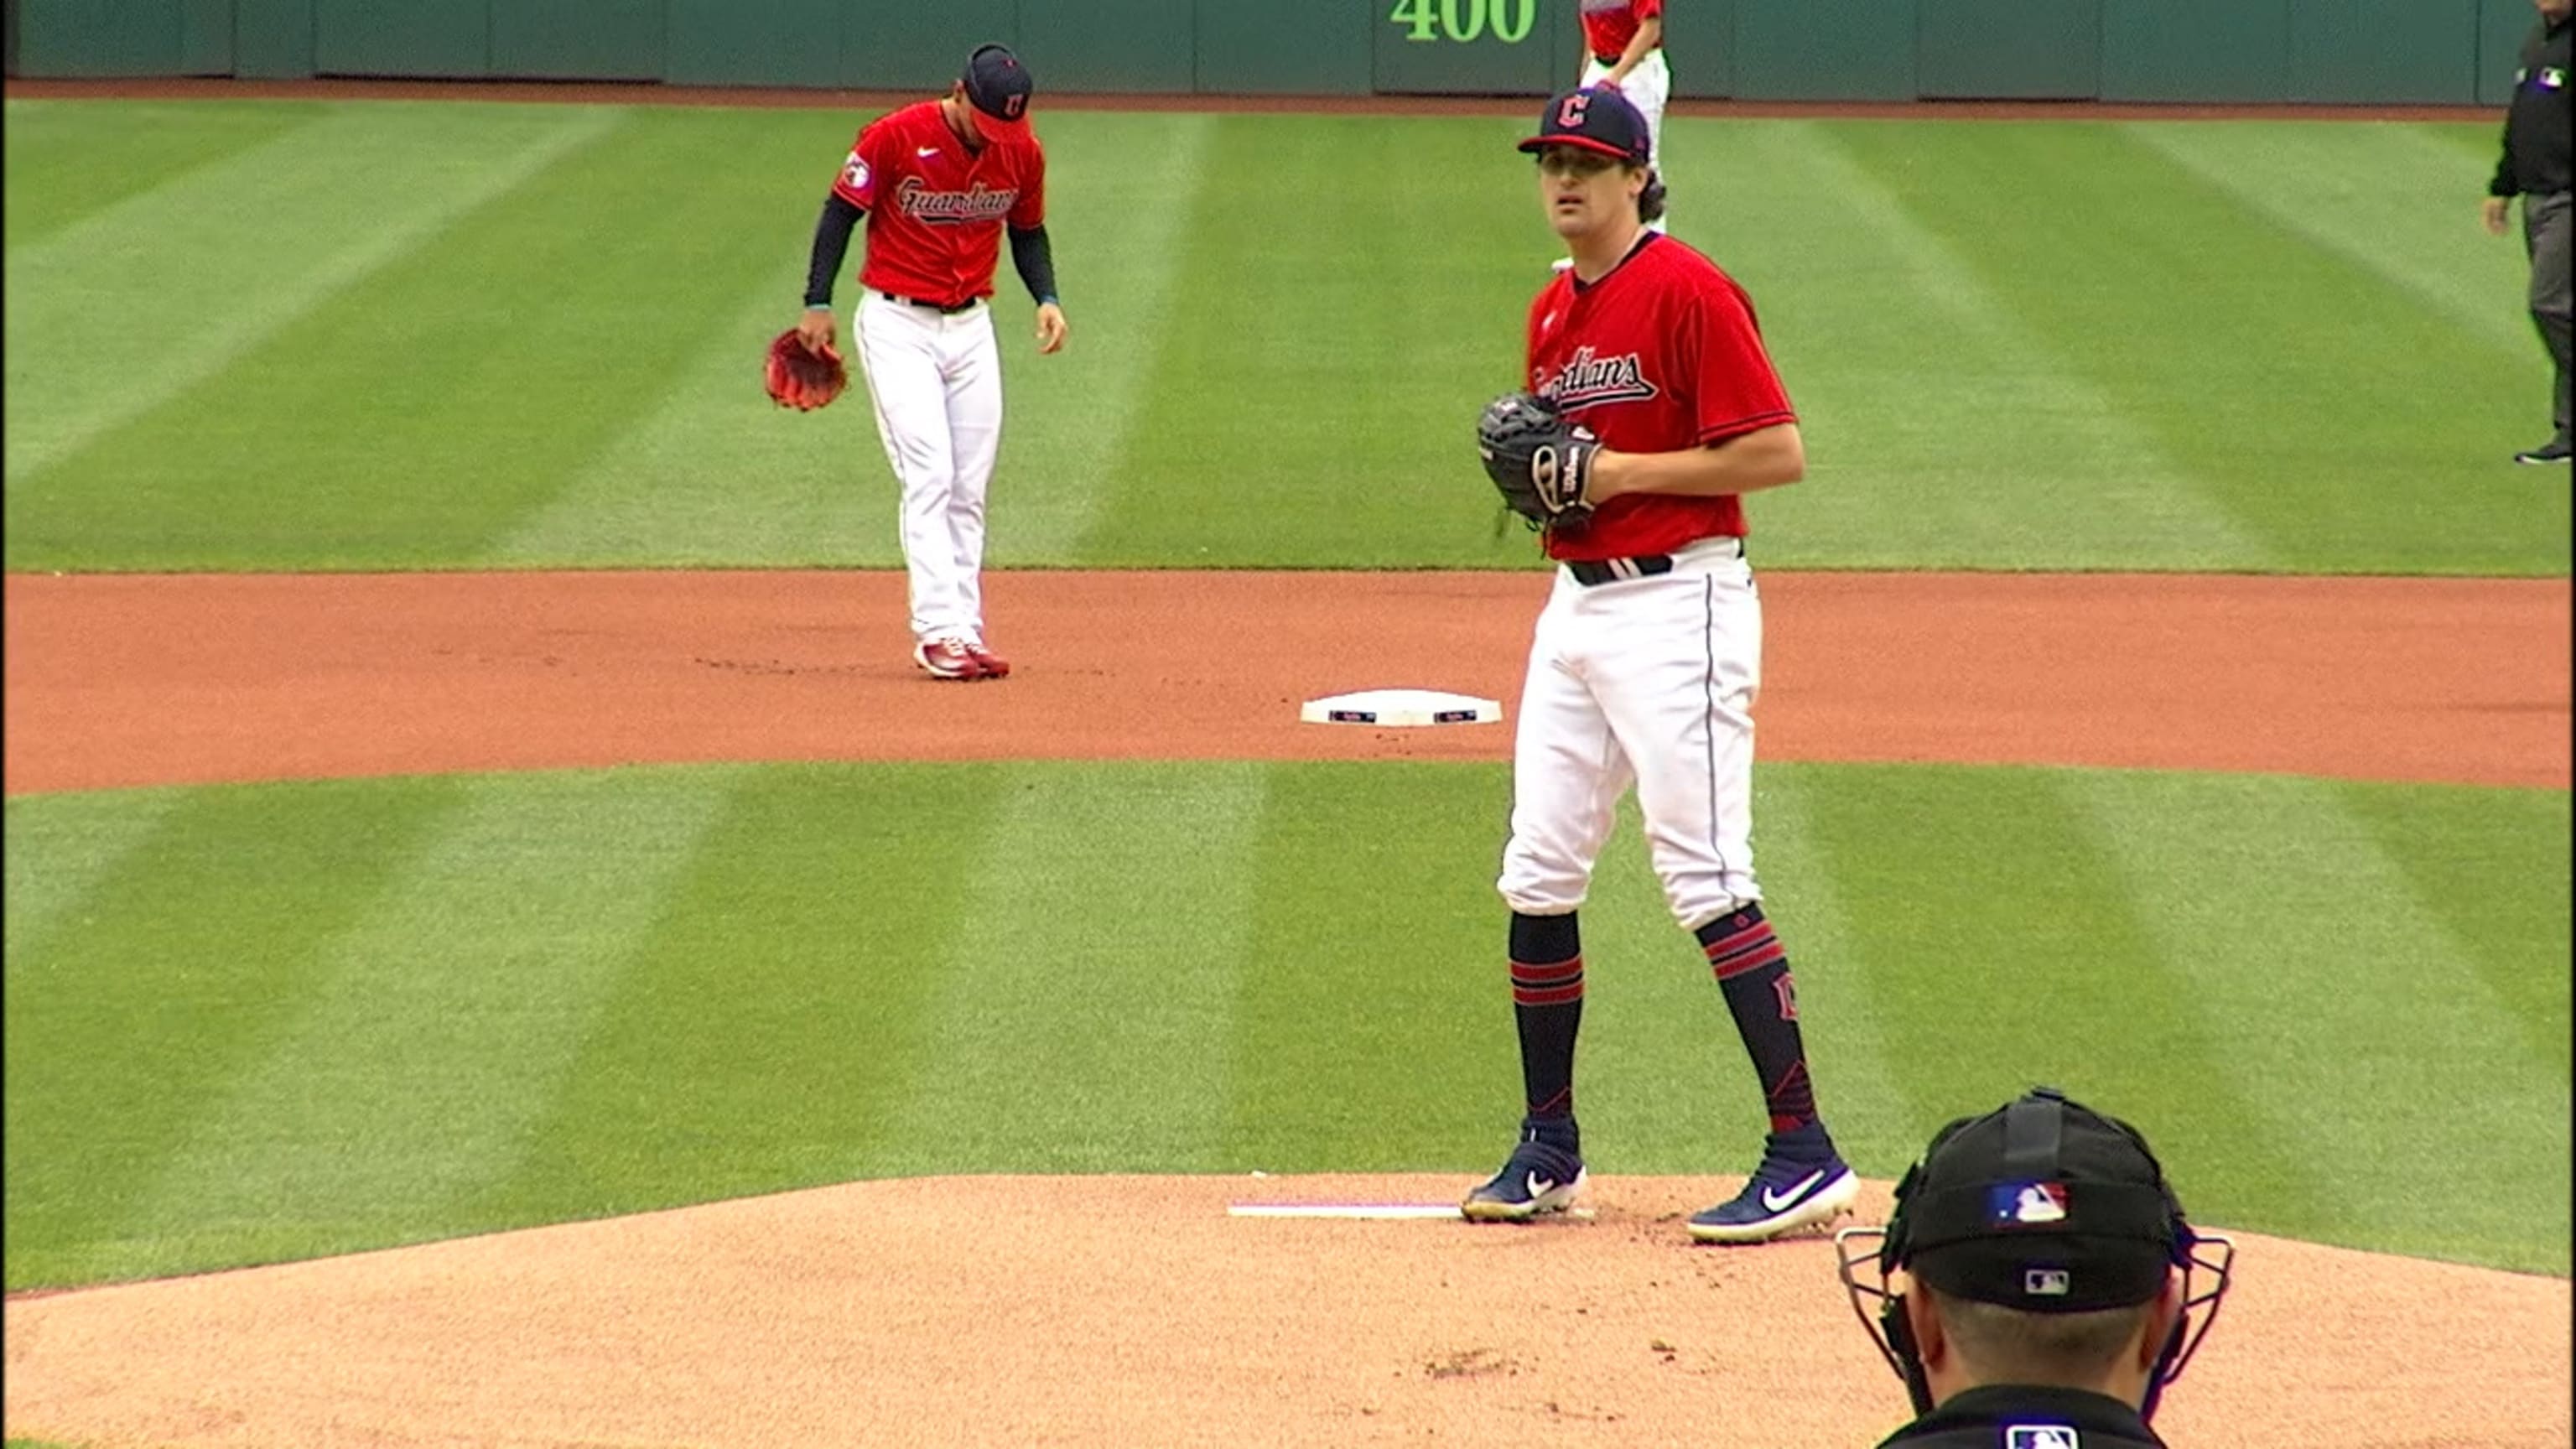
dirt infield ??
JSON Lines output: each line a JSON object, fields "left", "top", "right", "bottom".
{"left": 5, "top": 570, "right": 2568, "bottom": 794}
{"left": 3, "top": 567, "right": 2571, "bottom": 1448}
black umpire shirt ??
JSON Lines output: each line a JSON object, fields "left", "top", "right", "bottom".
{"left": 1873, "top": 1384, "right": 2165, "bottom": 1448}
{"left": 2491, "top": 13, "right": 2573, "bottom": 199}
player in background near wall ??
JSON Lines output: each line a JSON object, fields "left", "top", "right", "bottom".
{"left": 796, "top": 44, "right": 1069, "bottom": 680}
{"left": 2483, "top": 0, "right": 2573, "bottom": 466}
{"left": 1578, "top": 0, "right": 1667, "bottom": 235}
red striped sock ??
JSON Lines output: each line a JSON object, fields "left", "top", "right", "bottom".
{"left": 1509, "top": 911, "right": 1583, "bottom": 1140}
{"left": 1696, "top": 905, "right": 1820, "bottom": 1133}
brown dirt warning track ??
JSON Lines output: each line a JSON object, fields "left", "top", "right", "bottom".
{"left": 2, "top": 568, "right": 2569, "bottom": 1449}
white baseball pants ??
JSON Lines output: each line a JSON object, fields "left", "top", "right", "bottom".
{"left": 1497, "top": 536, "right": 1762, "bottom": 930}
{"left": 855, "top": 292, "right": 1003, "bottom": 646}
{"left": 1582, "top": 47, "right": 1670, "bottom": 233}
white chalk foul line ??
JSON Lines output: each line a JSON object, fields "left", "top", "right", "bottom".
{"left": 1228, "top": 1203, "right": 1599, "bottom": 1221}
{"left": 1228, "top": 1203, "right": 1463, "bottom": 1220}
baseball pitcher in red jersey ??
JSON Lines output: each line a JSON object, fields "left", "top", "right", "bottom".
{"left": 1462, "top": 86, "right": 1859, "bottom": 1244}
{"left": 795, "top": 44, "right": 1068, "bottom": 681}
{"left": 1576, "top": 0, "right": 1668, "bottom": 234}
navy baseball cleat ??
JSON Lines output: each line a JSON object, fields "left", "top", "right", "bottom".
{"left": 2512, "top": 438, "right": 2573, "bottom": 465}
{"left": 1461, "top": 1127, "right": 1587, "bottom": 1222}
{"left": 1687, "top": 1123, "right": 1859, "bottom": 1244}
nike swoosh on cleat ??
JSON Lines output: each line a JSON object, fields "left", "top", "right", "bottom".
{"left": 1760, "top": 1169, "right": 1826, "bottom": 1213}
{"left": 1525, "top": 1172, "right": 1558, "bottom": 1200}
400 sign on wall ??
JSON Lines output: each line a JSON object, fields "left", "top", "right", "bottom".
{"left": 1389, "top": 0, "right": 1537, "bottom": 44}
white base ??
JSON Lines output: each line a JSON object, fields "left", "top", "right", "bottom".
{"left": 1299, "top": 688, "right": 1504, "bottom": 728}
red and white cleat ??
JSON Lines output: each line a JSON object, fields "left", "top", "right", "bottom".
{"left": 913, "top": 636, "right": 991, "bottom": 681}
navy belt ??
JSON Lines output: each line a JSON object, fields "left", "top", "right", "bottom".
{"left": 1566, "top": 555, "right": 1674, "bottom": 586}
{"left": 880, "top": 291, "right": 980, "bottom": 314}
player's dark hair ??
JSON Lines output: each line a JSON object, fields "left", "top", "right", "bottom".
{"left": 1637, "top": 167, "right": 1667, "bottom": 225}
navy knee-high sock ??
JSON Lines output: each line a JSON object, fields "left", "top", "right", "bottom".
{"left": 1696, "top": 904, "right": 1820, "bottom": 1135}
{"left": 1509, "top": 911, "right": 1583, "bottom": 1150}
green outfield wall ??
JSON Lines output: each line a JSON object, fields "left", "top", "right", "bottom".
{"left": 8, "top": 0, "right": 2536, "bottom": 104}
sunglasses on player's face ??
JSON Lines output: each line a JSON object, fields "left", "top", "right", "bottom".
{"left": 1535, "top": 148, "right": 1622, "bottom": 179}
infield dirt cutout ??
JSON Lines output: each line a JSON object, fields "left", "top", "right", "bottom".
{"left": 3, "top": 569, "right": 2570, "bottom": 1448}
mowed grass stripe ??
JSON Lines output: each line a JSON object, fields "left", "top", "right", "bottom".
{"left": 3, "top": 781, "right": 468, "bottom": 1291}
{"left": 2338, "top": 783, "right": 2573, "bottom": 1073}
{"left": 8, "top": 106, "right": 2568, "bottom": 575}
{"left": 490, "top": 766, "right": 1005, "bottom": 1213}
{"left": 1824, "top": 122, "right": 2561, "bottom": 575}
{"left": 480, "top": 262, "right": 887, "bottom": 567}
{"left": 1225, "top": 763, "right": 1511, "bottom": 1171}
{"left": 0, "top": 101, "right": 311, "bottom": 249}
{"left": 1710, "top": 120, "right": 2272, "bottom": 573}
{"left": 1721, "top": 768, "right": 1923, "bottom": 1176}
{"left": 1100, "top": 114, "right": 1540, "bottom": 569}
{"left": 2069, "top": 771, "right": 2572, "bottom": 1274}
{"left": 9, "top": 762, "right": 2569, "bottom": 1289}
{"left": 472, "top": 105, "right": 884, "bottom": 568}
{"left": 2, "top": 788, "right": 182, "bottom": 975}
{"left": 989, "top": 112, "right": 1215, "bottom": 563}
{"left": 2125, "top": 122, "right": 2534, "bottom": 356}
{"left": 877, "top": 763, "right": 1267, "bottom": 1173}
{"left": 116, "top": 771, "right": 726, "bottom": 1280}
{"left": 1792, "top": 765, "right": 2333, "bottom": 1236}
{"left": 1, "top": 102, "right": 621, "bottom": 491}
{"left": 3, "top": 106, "right": 795, "bottom": 571}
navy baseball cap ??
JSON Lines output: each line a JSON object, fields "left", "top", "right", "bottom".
{"left": 1519, "top": 86, "right": 1650, "bottom": 164}
{"left": 1892, "top": 1088, "right": 2188, "bottom": 1314}
{"left": 963, "top": 44, "right": 1035, "bottom": 142}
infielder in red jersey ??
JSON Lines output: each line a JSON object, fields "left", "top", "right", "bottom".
{"left": 1576, "top": 0, "right": 1668, "bottom": 233}
{"left": 1462, "top": 86, "right": 1858, "bottom": 1244}
{"left": 794, "top": 44, "right": 1068, "bottom": 682}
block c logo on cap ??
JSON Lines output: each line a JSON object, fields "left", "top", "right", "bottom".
{"left": 1557, "top": 92, "right": 1592, "bottom": 129}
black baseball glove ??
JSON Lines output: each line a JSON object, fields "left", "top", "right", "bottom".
{"left": 1477, "top": 392, "right": 1598, "bottom": 530}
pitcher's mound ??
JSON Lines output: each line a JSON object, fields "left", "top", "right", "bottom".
{"left": 4, "top": 1174, "right": 2568, "bottom": 1447}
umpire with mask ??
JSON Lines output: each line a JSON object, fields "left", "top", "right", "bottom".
{"left": 1831, "top": 1088, "right": 2236, "bottom": 1447}
{"left": 2484, "top": 0, "right": 2573, "bottom": 465}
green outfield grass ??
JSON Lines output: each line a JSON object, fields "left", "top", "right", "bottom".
{"left": 8, "top": 761, "right": 2566, "bottom": 1290}
{"left": 5, "top": 101, "right": 2568, "bottom": 574}
{"left": 4, "top": 92, "right": 2567, "bottom": 1336}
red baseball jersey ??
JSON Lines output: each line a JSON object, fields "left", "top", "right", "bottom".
{"left": 1579, "top": 0, "right": 1663, "bottom": 60}
{"left": 1525, "top": 234, "right": 1796, "bottom": 560}
{"left": 832, "top": 100, "right": 1046, "bottom": 310}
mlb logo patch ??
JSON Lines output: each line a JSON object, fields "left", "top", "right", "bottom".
{"left": 2024, "top": 1267, "right": 2072, "bottom": 1296}
{"left": 2005, "top": 1427, "right": 2080, "bottom": 1449}
{"left": 1987, "top": 1180, "right": 2069, "bottom": 1225}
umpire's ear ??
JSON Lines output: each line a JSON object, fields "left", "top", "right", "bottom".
{"left": 1903, "top": 1289, "right": 1951, "bottom": 1378}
